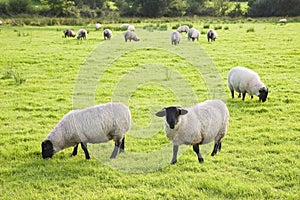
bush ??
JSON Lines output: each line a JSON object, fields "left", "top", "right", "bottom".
{"left": 8, "top": 0, "right": 32, "bottom": 14}
{"left": 0, "top": 1, "right": 8, "bottom": 16}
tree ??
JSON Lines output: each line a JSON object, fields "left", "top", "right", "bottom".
{"left": 139, "top": 0, "right": 168, "bottom": 17}
{"left": 212, "top": 0, "right": 230, "bottom": 16}
{"left": 41, "top": 0, "right": 78, "bottom": 17}
{"left": 8, "top": 0, "right": 32, "bottom": 14}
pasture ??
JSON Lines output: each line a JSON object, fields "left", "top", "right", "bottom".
{"left": 0, "top": 19, "right": 299, "bottom": 199}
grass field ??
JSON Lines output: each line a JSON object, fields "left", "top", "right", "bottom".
{"left": 0, "top": 19, "right": 299, "bottom": 199}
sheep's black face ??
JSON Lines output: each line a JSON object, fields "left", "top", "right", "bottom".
{"left": 156, "top": 107, "right": 189, "bottom": 129}
{"left": 259, "top": 87, "right": 269, "bottom": 102}
{"left": 42, "top": 140, "right": 54, "bottom": 159}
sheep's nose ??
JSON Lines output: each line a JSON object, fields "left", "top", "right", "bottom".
{"left": 169, "top": 123, "right": 175, "bottom": 129}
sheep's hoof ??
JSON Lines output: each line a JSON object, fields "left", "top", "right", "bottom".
{"left": 171, "top": 159, "right": 177, "bottom": 165}
{"left": 198, "top": 158, "right": 204, "bottom": 163}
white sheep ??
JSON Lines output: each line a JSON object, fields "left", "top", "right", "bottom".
{"left": 176, "top": 25, "right": 189, "bottom": 33}
{"left": 120, "top": 23, "right": 130, "bottom": 30}
{"left": 124, "top": 30, "right": 140, "bottom": 42}
{"left": 41, "top": 102, "right": 131, "bottom": 160}
{"left": 103, "top": 29, "right": 112, "bottom": 40}
{"left": 170, "top": 31, "right": 181, "bottom": 45}
{"left": 207, "top": 29, "right": 217, "bottom": 42}
{"left": 187, "top": 28, "right": 200, "bottom": 41}
{"left": 279, "top": 18, "right": 287, "bottom": 24}
{"left": 228, "top": 66, "right": 269, "bottom": 102}
{"left": 0, "top": 20, "right": 2, "bottom": 26}
{"left": 95, "top": 23, "right": 101, "bottom": 30}
{"left": 64, "top": 29, "right": 76, "bottom": 38}
{"left": 77, "top": 29, "right": 87, "bottom": 40}
{"left": 156, "top": 100, "right": 229, "bottom": 164}
{"left": 127, "top": 25, "right": 135, "bottom": 32}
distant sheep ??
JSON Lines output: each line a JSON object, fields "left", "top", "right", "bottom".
{"left": 95, "top": 23, "right": 101, "bottom": 30}
{"left": 279, "top": 19, "right": 287, "bottom": 24}
{"left": 156, "top": 100, "right": 229, "bottom": 164}
{"left": 177, "top": 25, "right": 189, "bottom": 33}
{"left": 124, "top": 30, "right": 140, "bottom": 42}
{"left": 171, "top": 31, "right": 181, "bottom": 45}
{"left": 188, "top": 28, "right": 200, "bottom": 41}
{"left": 77, "top": 29, "right": 87, "bottom": 40}
{"left": 120, "top": 23, "right": 130, "bottom": 30}
{"left": 103, "top": 29, "right": 112, "bottom": 40}
{"left": 0, "top": 20, "right": 2, "bottom": 26}
{"left": 64, "top": 29, "right": 76, "bottom": 38}
{"left": 207, "top": 29, "right": 217, "bottom": 42}
{"left": 41, "top": 102, "right": 131, "bottom": 160}
{"left": 228, "top": 66, "right": 269, "bottom": 102}
{"left": 127, "top": 25, "right": 135, "bottom": 32}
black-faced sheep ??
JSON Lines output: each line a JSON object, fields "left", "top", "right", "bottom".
{"left": 64, "top": 29, "right": 76, "bottom": 38}
{"left": 188, "top": 28, "right": 200, "bottom": 41}
{"left": 124, "top": 30, "right": 140, "bottom": 42}
{"left": 41, "top": 102, "right": 131, "bottom": 160}
{"left": 156, "top": 100, "right": 229, "bottom": 164}
{"left": 103, "top": 29, "right": 112, "bottom": 40}
{"left": 228, "top": 66, "right": 269, "bottom": 102}
{"left": 177, "top": 25, "right": 189, "bottom": 33}
{"left": 77, "top": 29, "right": 87, "bottom": 40}
{"left": 207, "top": 29, "right": 217, "bottom": 42}
{"left": 171, "top": 31, "right": 181, "bottom": 45}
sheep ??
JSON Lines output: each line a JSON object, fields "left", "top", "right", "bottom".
{"left": 279, "top": 18, "right": 287, "bottom": 24}
{"left": 124, "top": 30, "right": 140, "bottom": 42}
{"left": 120, "top": 23, "right": 130, "bottom": 30}
{"left": 95, "top": 23, "right": 101, "bottom": 30}
{"left": 41, "top": 102, "right": 131, "bottom": 160}
{"left": 103, "top": 29, "right": 112, "bottom": 40}
{"left": 176, "top": 25, "right": 189, "bottom": 33}
{"left": 64, "top": 29, "right": 76, "bottom": 38}
{"left": 228, "top": 66, "right": 269, "bottom": 102}
{"left": 187, "top": 28, "right": 200, "bottom": 41}
{"left": 171, "top": 31, "right": 181, "bottom": 45}
{"left": 77, "top": 29, "right": 87, "bottom": 40}
{"left": 207, "top": 29, "right": 217, "bottom": 42}
{"left": 127, "top": 25, "right": 135, "bottom": 32}
{"left": 0, "top": 20, "right": 2, "bottom": 26}
{"left": 156, "top": 100, "right": 229, "bottom": 164}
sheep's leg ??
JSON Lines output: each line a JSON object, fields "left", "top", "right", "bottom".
{"left": 251, "top": 95, "right": 253, "bottom": 99}
{"left": 242, "top": 92, "right": 246, "bottom": 101}
{"left": 238, "top": 93, "right": 241, "bottom": 98}
{"left": 171, "top": 145, "right": 179, "bottom": 164}
{"left": 110, "top": 140, "right": 121, "bottom": 159}
{"left": 218, "top": 142, "right": 222, "bottom": 151}
{"left": 193, "top": 144, "right": 204, "bottom": 163}
{"left": 119, "top": 137, "right": 125, "bottom": 153}
{"left": 230, "top": 90, "right": 234, "bottom": 98}
{"left": 81, "top": 142, "right": 90, "bottom": 160}
{"left": 211, "top": 142, "right": 221, "bottom": 156}
{"left": 71, "top": 144, "right": 79, "bottom": 157}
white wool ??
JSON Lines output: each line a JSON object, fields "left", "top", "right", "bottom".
{"left": 170, "top": 31, "right": 181, "bottom": 45}
{"left": 124, "top": 30, "right": 139, "bottom": 42}
{"left": 46, "top": 102, "right": 131, "bottom": 153}
{"left": 164, "top": 100, "right": 229, "bottom": 146}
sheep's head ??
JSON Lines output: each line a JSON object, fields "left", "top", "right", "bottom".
{"left": 156, "top": 106, "right": 188, "bottom": 129}
{"left": 259, "top": 87, "right": 269, "bottom": 102}
{"left": 42, "top": 140, "right": 54, "bottom": 159}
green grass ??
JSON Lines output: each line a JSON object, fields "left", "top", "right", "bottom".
{"left": 0, "top": 20, "right": 299, "bottom": 199}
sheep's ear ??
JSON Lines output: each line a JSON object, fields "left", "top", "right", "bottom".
{"left": 179, "top": 108, "right": 188, "bottom": 115}
{"left": 155, "top": 109, "right": 165, "bottom": 117}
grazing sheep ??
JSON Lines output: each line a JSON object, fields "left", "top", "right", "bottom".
{"left": 103, "top": 29, "right": 112, "bottom": 40}
{"left": 77, "top": 29, "right": 87, "bottom": 40}
{"left": 120, "top": 23, "right": 130, "bottom": 30}
{"left": 279, "top": 18, "right": 287, "bottom": 24}
{"left": 156, "top": 100, "right": 229, "bottom": 164}
{"left": 188, "top": 28, "right": 200, "bottom": 41}
{"left": 64, "top": 29, "right": 76, "bottom": 38}
{"left": 171, "top": 31, "right": 181, "bottom": 45}
{"left": 124, "top": 30, "right": 140, "bottom": 42}
{"left": 41, "top": 102, "right": 131, "bottom": 160}
{"left": 95, "top": 23, "right": 101, "bottom": 30}
{"left": 228, "top": 66, "right": 269, "bottom": 102}
{"left": 177, "top": 25, "right": 189, "bottom": 33}
{"left": 0, "top": 20, "right": 2, "bottom": 26}
{"left": 127, "top": 25, "right": 135, "bottom": 32}
{"left": 207, "top": 29, "right": 217, "bottom": 42}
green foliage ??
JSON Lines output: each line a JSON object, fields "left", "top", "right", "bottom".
{"left": 246, "top": 27, "right": 255, "bottom": 32}
{"left": 248, "top": 0, "right": 300, "bottom": 17}
{"left": 1, "top": 68, "right": 26, "bottom": 85}
{"left": 8, "top": 0, "right": 32, "bottom": 14}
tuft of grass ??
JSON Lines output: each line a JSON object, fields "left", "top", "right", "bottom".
{"left": 2, "top": 68, "right": 26, "bottom": 85}
{"left": 246, "top": 27, "right": 255, "bottom": 32}
{"left": 203, "top": 24, "right": 210, "bottom": 29}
